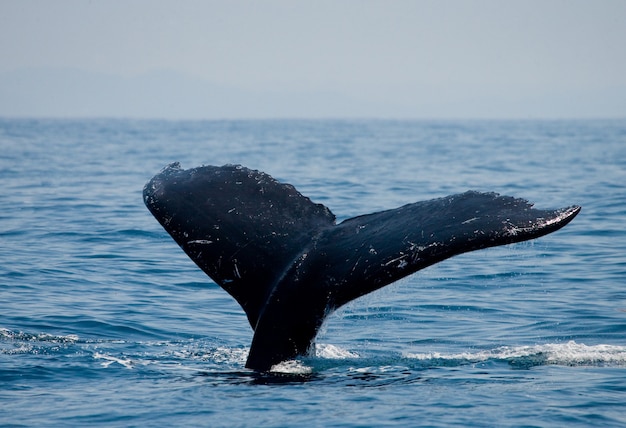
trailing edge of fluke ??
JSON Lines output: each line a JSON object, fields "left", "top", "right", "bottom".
{"left": 143, "top": 163, "right": 580, "bottom": 371}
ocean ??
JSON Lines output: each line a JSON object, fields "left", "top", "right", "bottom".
{"left": 1, "top": 118, "right": 625, "bottom": 426}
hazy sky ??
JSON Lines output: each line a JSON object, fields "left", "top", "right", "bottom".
{"left": 1, "top": 0, "right": 625, "bottom": 119}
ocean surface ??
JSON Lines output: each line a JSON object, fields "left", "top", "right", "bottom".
{"left": 1, "top": 118, "right": 625, "bottom": 427}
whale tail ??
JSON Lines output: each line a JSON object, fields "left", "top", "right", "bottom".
{"left": 144, "top": 163, "right": 580, "bottom": 371}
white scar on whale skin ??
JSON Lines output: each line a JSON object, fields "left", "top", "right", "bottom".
{"left": 462, "top": 217, "right": 480, "bottom": 224}
{"left": 503, "top": 206, "right": 580, "bottom": 237}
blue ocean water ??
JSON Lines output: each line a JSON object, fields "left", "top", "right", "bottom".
{"left": 1, "top": 118, "right": 625, "bottom": 426}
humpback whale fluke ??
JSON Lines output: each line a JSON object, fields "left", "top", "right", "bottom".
{"left": 143, "top": 163, "right": 580, "bottom": 371}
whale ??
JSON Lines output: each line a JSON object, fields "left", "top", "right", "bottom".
{"left": 143, "top": 163, "right": 580, "bottom": 371}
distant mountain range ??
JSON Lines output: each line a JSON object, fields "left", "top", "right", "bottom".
{"left": 0, "top": 68, "right": 374, "bottom": 119}
{"left": 1, "top": 67, "right": 624, "bottom": 119}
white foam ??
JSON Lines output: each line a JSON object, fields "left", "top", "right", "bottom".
{"left": 270, "top": 359, "right": 312, "bottom": 374}
{"left": 0, "top": 328, "right": 79, "bottom": 343}
{"left": 94, "top": 352, "right": 135, "bottom": 369}
{"left": 315, "top": 343, "right": 359, "bottom": 359}
{"left": 405, "top": 341, "right": 626, "bottom": 366}
{"left": 207, "top": 346, "right": 249, "bottom": 364}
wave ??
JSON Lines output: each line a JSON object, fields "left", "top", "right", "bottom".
{"left": 1, "top": 328, "right": 79, "bottom": 343}
{"left": 3, "top": 327, "right": 625, "bottom": 374}
{"left": 404, "top": 341, "right": 626, "bottom": 367}
{"left": 269, "top": 341, "right": 626, "bottom": 374}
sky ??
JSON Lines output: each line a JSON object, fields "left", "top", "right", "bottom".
{"left": 1, "top": 0, "right": 625, "bottom": 119}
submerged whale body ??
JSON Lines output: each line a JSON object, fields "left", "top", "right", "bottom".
{"left": 143, "top": 163, "right": 580, "bottom": 371}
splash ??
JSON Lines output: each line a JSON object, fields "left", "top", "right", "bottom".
{"left": 315, "top": 343, "right": 359, "bottom": 359}
{"left": 265, "top": 343, "right": 360, "bottom": 374}
{"left": 405, "top": 341, "right": 626, "bottom": 367}
{"left": 205, "top": 346, "right": 249, "bottom": 364}
{"left": 270, "top": 359, "right": 312, "bottom": 374}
